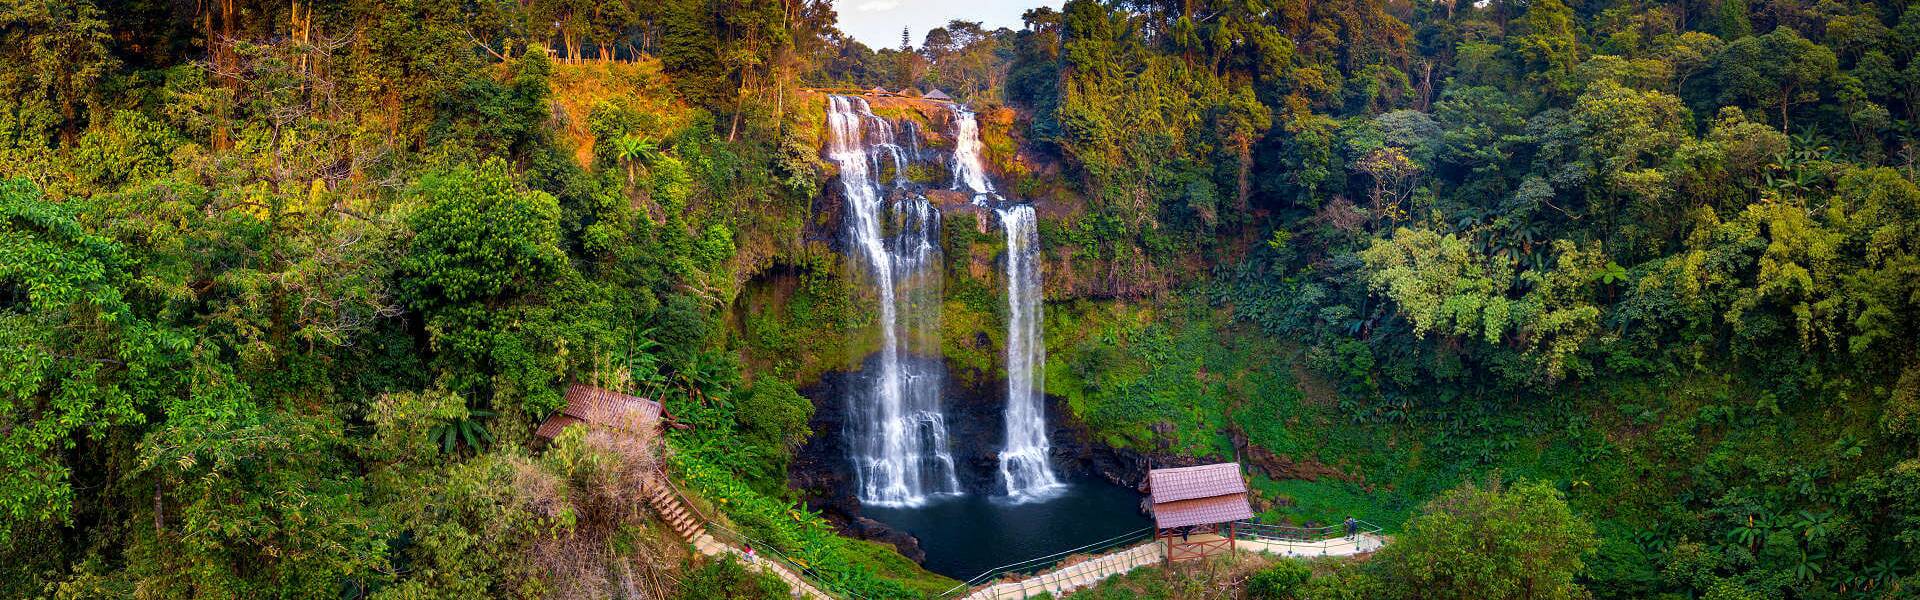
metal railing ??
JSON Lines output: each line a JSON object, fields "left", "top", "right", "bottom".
{"left": 658, "top": 465, "right": 1390, "bottom": 600}
{"left": 935, "top": 526, "right": 1156, "bottom": 598}
{"left": 1230, "top": 519, "right": 1387, "bottom": 556}
{"left": 653, "top": 469, "right": 863, "bottom": 600}
{"left": 702, "top": 520, "right": 863, "bottom": 600}
{"left": 933, "top": 518, "right": 1393, "bottom": 599}
{"left": 1233, "top": 519, "right": 1384, "bottom": 540}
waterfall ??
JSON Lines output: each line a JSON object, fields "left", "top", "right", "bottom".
{"left": 994, "top": 204, "right": 1063, "bottom": 500}
{"left": 949, "top": 108, "right": 994, "bottom": 202}
{"left": 945, "top": 104, "right": 1062, "bottom": 499}
{"left": 826, "top": 95, "right": 961, "bottom": 507}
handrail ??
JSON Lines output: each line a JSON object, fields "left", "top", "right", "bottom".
{"left": 653, "top": 467, "right": 711, "bottom": 524}
{"left": 1232, "top": 519, "right": 1385, "bottom": 539}
{"left": 936, "top": 526, "right": 1156, "bottom": 598}
{"left": 965, "top": 545, "right": 1153, "bottom": 599}
{"left": 1229, "top": 518, "right": 1387, "bottom": 559}
{"left": 652, "top": 467, "right": 864, "bottom": 600}
{"left": 660, "top": 461, "right": 1389, "bottom": 600}
{"left": 703, "top": 520, "right": 865, "bottom": 600}
{"left": 932, "top": 517, "right": 1392, "bottom": 598}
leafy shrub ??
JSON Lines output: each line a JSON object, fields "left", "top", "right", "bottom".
{"left": 1247, "top": 559, "right": 1312, "bottom": 599}
{"left": 674, "top": 557, "right": 790, "bottom": 600}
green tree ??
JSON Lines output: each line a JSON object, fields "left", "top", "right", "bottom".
{"left": 396, "top": 159, "right": 579, "bottom": 415}
{"left": 1361, "top": 229, "right": 1605, "bottom": 380}
{"left": 0, "top": 179, "right": 167, "bottom": 544}
{"left": 0, "top": 0, "right": 113, "bottom": 150}
{"left": 1512, "top": 0, "right": 1582, "bottom": 100}
{"left": 1713, "top": 28, "right": 1838, "bottom": 131}
{"left": 1376, "top": 477, "right": 1599, "bottom": 600}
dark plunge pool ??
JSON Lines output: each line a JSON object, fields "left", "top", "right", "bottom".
{"left": 863, "top": 474, "right": 1152, "bottom": 581}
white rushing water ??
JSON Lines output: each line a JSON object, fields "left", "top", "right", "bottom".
{"left": 949, "top": 107, "right": 995, "bottom": 202}
{"left": 994, "top": 204, "right": 1063, "bottom": 500}
{"left": 826, "top": 95, "right": 961, "bottom": 506}
{"left": 946, "top": 104, "right": 1061, "bottom": 499}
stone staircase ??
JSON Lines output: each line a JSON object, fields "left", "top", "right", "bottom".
{"left": 645, "top": 476, "right": 831, "bottom": 599}
{"left": 645, "top": 481, "right": 721, "bottom": 552}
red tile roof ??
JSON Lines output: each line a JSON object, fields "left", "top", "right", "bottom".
{"left": 1153, "top": 494, "right": 1257, "bottom": 529}
{"left": 533, "top": 415, "right": 581, "bottom": 440}
{"left": 534, "top": 385, "right": 661, "bottom": 439}
{"left": 1148, "top": 463, "right": 1247, "bottom": 504}
{"left": 1149, "top": 463, "right": 1253, "bottom": 529}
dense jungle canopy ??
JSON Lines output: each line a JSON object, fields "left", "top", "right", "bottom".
{"left": 4, "top": 0, "right": 1920, "bottom": 597}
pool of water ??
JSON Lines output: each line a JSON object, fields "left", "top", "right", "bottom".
{"left": 864, "top": 475, "right": 1151, "bottom": 580}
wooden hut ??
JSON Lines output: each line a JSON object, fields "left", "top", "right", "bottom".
{"left": 1148, "top": 463, "right": 1254, "bottom": 562}
{"left": 535, "top": 384, "right": 671, "bottom": 440}
{"left": 923, "top": 88, "right": 953, "bottom": 102}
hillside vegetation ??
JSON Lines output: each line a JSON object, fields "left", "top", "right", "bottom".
{"left": 5, "top": 0, "right": 1920, "bottom": 598}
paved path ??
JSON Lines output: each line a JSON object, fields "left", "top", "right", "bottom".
{"left": 958, "top": 542, "right": 1164, "bottom": 600}
{"left": 648, "top": 478, "right": 832, "bottom": 599}
{"left": 700, "top": 537, "right": 831, "bottom": 600}
{"left": 653, "top": 468, "right": 1384, "bottom": 600}
{"left": 1238, "top": 533, "right": 1385, "bottom": 557}
{"left": 953, "top": 532, "right": 1387, "bottom": 599}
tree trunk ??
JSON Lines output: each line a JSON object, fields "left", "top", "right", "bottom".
{"left": 1780, "top": 95, "right": 1790, "bottom": 132}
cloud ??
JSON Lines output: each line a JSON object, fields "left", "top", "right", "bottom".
{"left": 855, "top": 0, "right": 899, "bottom": 11}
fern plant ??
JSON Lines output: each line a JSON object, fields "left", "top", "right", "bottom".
{"left": 429, "top": 409, "right": 496, "bottom": 455}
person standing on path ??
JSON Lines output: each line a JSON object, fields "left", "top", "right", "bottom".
{"left": 1344, "top": 516, "right": 1358, "bottom": 540}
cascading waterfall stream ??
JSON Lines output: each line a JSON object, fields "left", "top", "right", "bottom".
{"left": 948, "top": 106, "right": 1063, "bottom": 499}
{"left": 994, "top": 204, "right": 1063, "bottom": 499}
{"left": 826, "top": 95, "right": 961, "bottom": 507}
{"left": 949, "top": 108, "right": 994, "bottom": 202}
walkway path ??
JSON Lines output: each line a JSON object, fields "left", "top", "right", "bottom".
{"left": 646, "top": 476, "right": 832, "bottom": 599}
{"left": 703, "top": 538, "right": 831, "bottom": 600}
{"left": 651, "top": 466, "right": 1384, "bottom": 600}
{"left": 957, "top": 541, "right": 1163, "bottom": 600}
{"left": 949, "top": 528, "right": 1387, "bottom": 599}
{"left": 1238, "top": 532, "right": 1385, "bottom": 557}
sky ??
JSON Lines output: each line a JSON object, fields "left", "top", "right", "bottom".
{"left": 833, "top": 0, "right": 1063, "bottom": 50}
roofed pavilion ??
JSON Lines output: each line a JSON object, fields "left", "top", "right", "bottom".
{"left": 1148, "top": 463, "right": 1255, "bottom": 562}
{"left": 535, "top": 384, "right": 670, "bottom": 439}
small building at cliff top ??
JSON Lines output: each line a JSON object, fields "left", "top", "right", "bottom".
{"left": 1148, "top": 462, "right": 1254, "bottom": 562}
{"left": 923, "top": 88, "right": 953, "bottom": 101}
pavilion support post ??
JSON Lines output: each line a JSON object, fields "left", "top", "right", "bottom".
{"left": 1229, "top": 522, "right": 1237, "bottom": 555}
